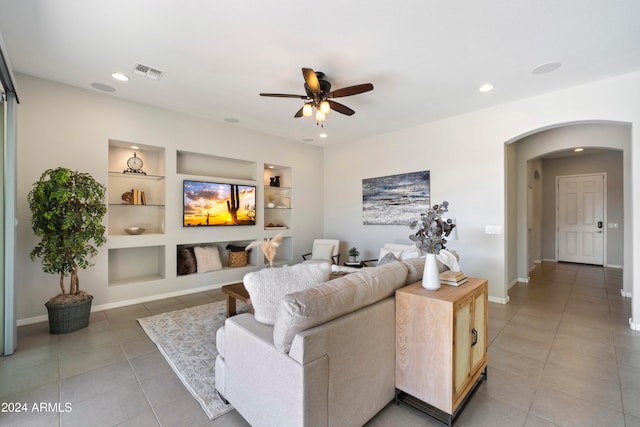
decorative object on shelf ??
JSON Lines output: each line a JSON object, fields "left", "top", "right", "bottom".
{"left": 363, "top": 170, "right": 430, "bottom": 225}
{"left": 266, "top": 223, "right": 287, "bottom": 229}
{"left": 226, "top": 243, "right": 250, "bottom": 268}
{"left": 28, "top": 167, "right": 106, "bottom": 333}
{"left": 245, "top": 231, "right": 283, "bottom": 267}
{"left": 124, "top": 226, "right": 146, "bottom": 235}
{"left": 408, "top": 201, "right": 457, "bottom": 290}
{"left": 348, "top": 247, "right": 360, "bottom": 263}
{"left": 123, "top": 152, "right": 146, "bottom": 175}
{"left": 269, "top": 176, "right": 281, "bottom": 187}
{"left": 266, "top": 190, "right": 279, "bottom": 208}
{"left": 121, "top": 189, "right": 146, "bottom": 205}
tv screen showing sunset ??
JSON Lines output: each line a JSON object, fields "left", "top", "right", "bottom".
{"left": 183, "top": 180, "right": 256, "bottom": 226}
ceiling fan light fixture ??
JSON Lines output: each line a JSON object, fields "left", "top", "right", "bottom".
{"left": 319, "top": 100, "right": 330, "bottom": 114}
{"left": 315, "top": 110, "right": 326, "bottom": 122}
{"left": 302, "top": 103, "right": 313, "bottom": 117}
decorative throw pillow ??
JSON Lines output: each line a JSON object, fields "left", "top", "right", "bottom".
{"left": 243, "top": 262, "right": 332, "bottom": 325}
{"left": 193, "top": 246, "right": 223, "bottom": 273}
{"left": 399, "top": 246, "right": 420, "bottom": 260}
{"left": 378, "top": 248, "right": 402, "bottom": 265}
{"left": 312, "top": 243, "right": 334, "bottom": 260}
{"left": 377, "top": 251, "right": 399, "bottom": 266}
{"left": 177, "top": 247, "right": 197, "bottom": 276}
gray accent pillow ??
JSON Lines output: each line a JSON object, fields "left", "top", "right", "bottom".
{"left": 378, "top": 251, "right": 399, "bottom": 266}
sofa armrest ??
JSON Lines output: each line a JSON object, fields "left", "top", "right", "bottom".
{"left": 223, "top": 314, "right": 329, "bottom": 427}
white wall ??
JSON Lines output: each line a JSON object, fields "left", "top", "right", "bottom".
{"left": 15, "top": 74, "right": 325, "bottom": 322}
{"left": 324, "top": 72, "right": 639, "bottom": 319}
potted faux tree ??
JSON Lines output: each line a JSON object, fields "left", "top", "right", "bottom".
{"left": 28, "top": 167, "right": 107, "bottom": 334}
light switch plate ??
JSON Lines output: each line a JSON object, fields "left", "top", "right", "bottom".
{"left": 485, "top": 225, "right": 502, "bottom": 235}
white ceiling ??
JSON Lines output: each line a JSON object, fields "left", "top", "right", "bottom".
{"left": 1, "top": 0, "right": 639, "bottom": 146}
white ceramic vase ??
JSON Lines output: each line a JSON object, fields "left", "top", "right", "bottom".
{"left": 422, "top": 253, "right": 441, "bottom": 290}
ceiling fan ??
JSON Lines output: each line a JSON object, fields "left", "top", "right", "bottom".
{"left": 260, "top": 68, "right": 374, "bottom": 124}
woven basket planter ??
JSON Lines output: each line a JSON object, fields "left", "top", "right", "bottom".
{"left": 45, "top": 295, "right": 93, "bottom": 334}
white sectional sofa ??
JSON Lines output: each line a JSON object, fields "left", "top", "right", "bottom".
{"left": 215, "top": 259, "right": 425, "bottom": 427}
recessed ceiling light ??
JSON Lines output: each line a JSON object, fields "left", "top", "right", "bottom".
{"left": 479, "top": 84, "right": 494, "bottom": 92}
{"left": 91, "top": 82, "right": 115, "bottom": 92}
{"left": 131, "top": 146, "right": 139, "bottom": 150}
{"left": 574, "top": 147, "right": 584, "bottom": 152}
{"left": 532, "top": 62, "right": 562, "bottom": 75}
{"left": 319, "top": 133, "right": 328, "bottom": 138}
{"left": 111, "top": 72, "right": 129, "bottom": 82}
{"left": 224, "top": 118, "right": 239, "bottom": 123}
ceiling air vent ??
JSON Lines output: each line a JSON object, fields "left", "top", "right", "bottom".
{"left": 133, "top": 63, "right": 165, "bottom": 80}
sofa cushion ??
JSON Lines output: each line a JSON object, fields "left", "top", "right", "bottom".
{"left": 273, "top": 261, "right": 409, "bottom": 353}
{"left": 243, "top": 262, "right": 331, "bottom": 325}
{"left": 402, "top": 257, "right": 424, "bottom": 285}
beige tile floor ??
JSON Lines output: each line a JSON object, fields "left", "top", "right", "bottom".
{"left": 1, "top": 262, "right": 639, "bottom": 426}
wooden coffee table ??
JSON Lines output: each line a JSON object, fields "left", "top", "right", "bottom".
{"left": 221, "top": 282, "right": 252, "bottom": 317}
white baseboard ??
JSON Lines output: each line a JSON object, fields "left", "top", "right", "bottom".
{"left": 488, "top": 295, "right": 510, "bottom": 305}
{"left": 517, "top": 276, "right": 530, "bottom": 284}
{"left": 606, "top": 264, "right": 623, "bottom": 269}
{"left": 542, "top": 258, "right": 557, "bottom": 263}
{"left": 17, "top": 280, "right": 236, "bottom": 326}
{"left": 507, "top": 278, "right": 520, "bottom": 288}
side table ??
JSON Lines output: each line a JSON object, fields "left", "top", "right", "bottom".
{"left": 221, "top": 282, "right": 252, "bottom": 317}
{"left": 395, "top": 278, "right": 488, "bottom": 426}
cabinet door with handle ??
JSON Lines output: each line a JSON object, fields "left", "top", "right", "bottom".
{"left": 453, "top": 296, "right": 473, "bottom": 397}
{"left": 471, "top": 286, "right": 488, "bottom": 373}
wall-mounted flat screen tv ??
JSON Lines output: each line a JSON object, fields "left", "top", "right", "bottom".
{"left": 183, "top": 180, "right": 256, "bottom": 226}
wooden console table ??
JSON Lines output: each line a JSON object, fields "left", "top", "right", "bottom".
{"left": 395, "top": 277, "right": 488, "bottom": 426}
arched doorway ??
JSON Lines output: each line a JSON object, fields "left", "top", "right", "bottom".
{"left": 505, "top": 122, "right": 632, "bottom": 298}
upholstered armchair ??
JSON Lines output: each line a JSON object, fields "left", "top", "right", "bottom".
{"left": 301, "top": 239, "right": 340, "bottom": 265}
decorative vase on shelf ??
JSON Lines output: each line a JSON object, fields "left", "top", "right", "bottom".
{"left": 422, "top": 253, "right": 441, "bottom": 290}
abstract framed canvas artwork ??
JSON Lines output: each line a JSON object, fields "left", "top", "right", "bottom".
{"left": 362, "top": 170, "right": 430, "bottom": 225}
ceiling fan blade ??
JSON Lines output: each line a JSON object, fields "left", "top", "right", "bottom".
{"left": 302, "top": 68, "right": 321, "bottom": 93}
{"left": 294, "top": 107, "right": 304, "bottom": 118}
{"left": 327, "top": 83, "right": 374, "bottom": 98}
{"left": 260, "top": 93, "right": 308, "bottom": 99}
{"left": 328, "top": 100, "right": 355, "bottom": 116}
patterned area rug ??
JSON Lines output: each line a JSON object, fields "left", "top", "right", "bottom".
{"left": 138, "top": 301, "right": 234, "bottom": 420}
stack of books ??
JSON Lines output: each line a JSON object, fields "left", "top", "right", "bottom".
{"left": 439, "top": 270, "right": 468, "bottom": 286}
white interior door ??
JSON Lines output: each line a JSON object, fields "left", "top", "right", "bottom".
{"left": 557, "top": 174, "right": 604, "bottom": 265}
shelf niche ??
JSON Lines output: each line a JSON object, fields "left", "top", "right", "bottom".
{"left": 108, "top": 245, "right": 165, "bottom": 286}
{"left": 108, "top": 140, "right": 166, "bottom": 236}
{"left": 264, "top": 164, "right": 292, "bottom": 230}
{"left": 177, "top": 240, "right": 258, "bottom": 276}
{"left": 177, "top": 151, "right": 257, "bottom": 181}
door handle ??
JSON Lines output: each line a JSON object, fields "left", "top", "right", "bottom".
{"left": 471, "top": 328, "right": 478, "bottom": 347}
{"left": 597, "top": 221, "right": 603, "bottom": 229}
